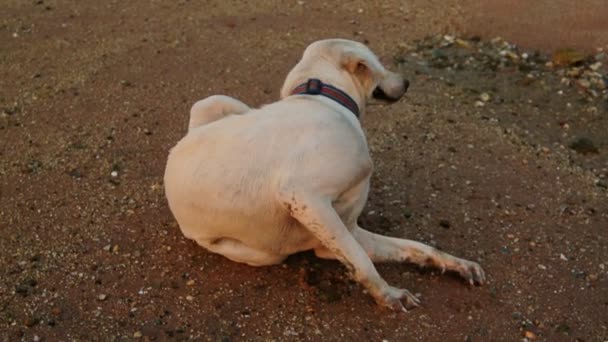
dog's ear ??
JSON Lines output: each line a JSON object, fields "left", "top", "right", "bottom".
{"left": 341, "top": 50, "right": 368, "bottom": 74}
{"left": 340, "top": 48, "right": 383, "bottom": 89}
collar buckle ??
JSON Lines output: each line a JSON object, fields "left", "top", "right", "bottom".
{"left": 305, "top": 78, "right": 323, "bottom": 95}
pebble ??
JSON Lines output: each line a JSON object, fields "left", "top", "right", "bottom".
{"left": 186, "top": 295, "right": 194, "bottom": 301}
{"left": 24, "top": 317, "right": 38, "bottom": 327}
{"left": 439, "top": 219, "right": 451, "bottom": 229}
{"left": 480, "top": 92, "right": 491, "bottom": 102}
{"left": 566, "top": 68, "right": 581, "bottom": 77}
{"left": 15, "top": 285, "right": 29, "bottom": 297}
{"left": 589, "top": 62, "right": 602, "bottom": 71}
{"left": 559, "top": 254, "right": 568, "bottom": 261}
{"left": 133, "top": 331, "right": 143, "bottom": 338}
{"left": 577, "top": 79, "right": 591, "bottom": 88}
{"left": 524, "top": 331, "right": 537, "bottom": 339}
{"left": 474, "top": 100, "right": 485, "bottom": 107}
{"left": 98, "top": 294, "right": 107, "bottom": 301}
{"left": 552, "top": 48, "right": 585, "bottom": 66}
{"left": 110, "top": 171, "right": 118, "bottom": 178}
{"left": 569, "top": 137, "right": 599, "bottom": 154}
{"left": 186, "top": 280, "right": 195, "bottom": 286}
{"left": 538, "top": 264, "right": 547, "bottom": 270}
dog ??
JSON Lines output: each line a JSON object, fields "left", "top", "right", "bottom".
{"left": 164, "top": 39, "right": 485, "bottom": 311}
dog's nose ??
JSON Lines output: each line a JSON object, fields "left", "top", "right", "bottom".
{"left": 403, "top": 79, "right": 410, "bottom": 92}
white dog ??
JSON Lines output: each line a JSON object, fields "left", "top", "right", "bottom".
{"left": 164, "top": 39, "right": 485, "bottom": 311}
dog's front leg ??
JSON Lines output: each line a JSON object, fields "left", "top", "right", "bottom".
{"left": 280, "top": 190, "right": 420, "bottom": 311}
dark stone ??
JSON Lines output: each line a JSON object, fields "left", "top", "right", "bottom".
{"left": 26, "top": 278, "right": 37, "bottom": 287}
{"left": 24, "top": 317, "right": 39, "bottom": 327}
{"left": 569, "top": 137, "right": 599, "bottom": 154}
{"left": 15, "top": 285, "right": 29, "bottom": 297}
{"left": 68, "top": 168, "right": 84, "bottom": 178}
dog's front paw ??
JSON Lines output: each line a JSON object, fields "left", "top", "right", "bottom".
{"left": 453, "top": 259, "right": 486, "bottom": 285}
{"left": 375, "top": 286, "right": 421, "bottom": 312}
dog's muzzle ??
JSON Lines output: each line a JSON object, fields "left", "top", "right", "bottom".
{"left": 373, "top": 79, "right": 409, "bottom": 102}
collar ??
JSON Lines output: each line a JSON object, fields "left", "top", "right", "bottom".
{"left": 290, "top": 78, "right": 360, "bottom": 118}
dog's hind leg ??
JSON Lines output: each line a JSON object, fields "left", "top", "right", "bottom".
{"left": 315, "top": 227, "right": 485, "bottom": 285}
{"left": 196, "top": 237, "right": 286, "bottom": 267}
{"left": 189, "top": 95, "right": 250, "bottom": 131}
{"left": 353, "top": 227, "right": 485, "bottom": 285}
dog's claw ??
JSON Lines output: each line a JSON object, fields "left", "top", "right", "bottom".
{"left": 455, "top": 259, "right": 486, "bottom": 286}
{"left": 377, "top": 286, "right": 421, "bottom": 312}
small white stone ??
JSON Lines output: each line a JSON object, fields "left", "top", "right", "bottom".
{"left": 577, "top": 79, "right": 591, "bottom": 88}
{"left": 186, "top": 295, "right": 194, "bottom": 301}
{"left": 589, "top": 62, "right": 602, "bottom": 71}
{"left": 560, "top": 254, "right": 568, "bottom": 261}
{"left": 480, "top": 92, "right": 491, "bottom": 102}
{"left": 110, "top": 171, "right": 118, "bottom": 177}
{"left": 538, "top": 264, "right": 547, "bottom": 270}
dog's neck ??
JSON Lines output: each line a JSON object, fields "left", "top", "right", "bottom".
{"left": 280, "top": 61, "right": 366, "bottom": 117}
{"left": 289, "top": 78, "right": 361, "bottom": 118}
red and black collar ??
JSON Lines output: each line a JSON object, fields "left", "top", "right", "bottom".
{"left": 290, "top": 78, "right": 360, "bottom": 118}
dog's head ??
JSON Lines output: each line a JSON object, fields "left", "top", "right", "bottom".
{"left": 281, "top": 39, "right": 409, "bottom": 111}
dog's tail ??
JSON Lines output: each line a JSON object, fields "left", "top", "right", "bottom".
{"left": 188, "top": 95, "right": 251, "bottom": 131}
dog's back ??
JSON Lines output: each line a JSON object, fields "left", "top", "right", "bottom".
{"left": 164, "top": 98, "right": 358, "bottom": 254}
